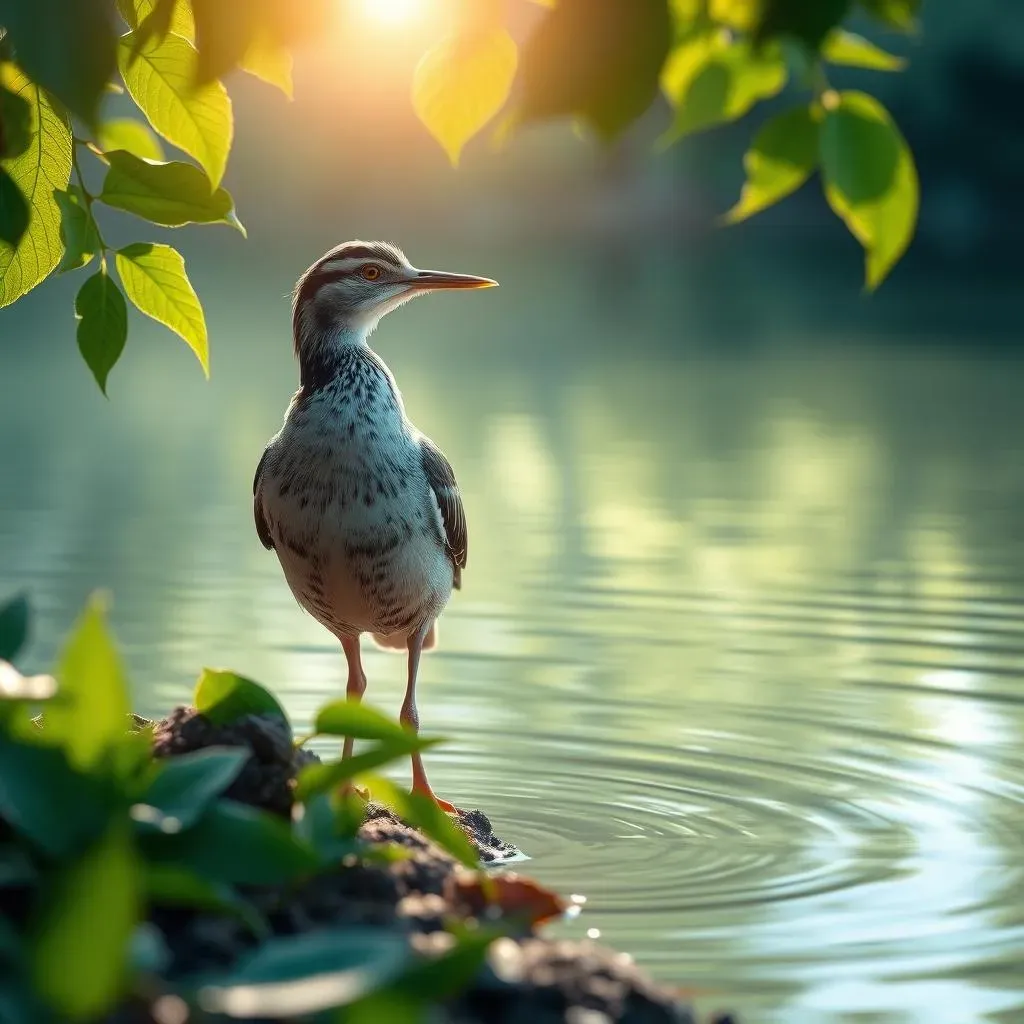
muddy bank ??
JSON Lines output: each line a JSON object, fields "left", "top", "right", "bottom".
{"left": 124, "top": 707, "right": 732, "bottom": 1023}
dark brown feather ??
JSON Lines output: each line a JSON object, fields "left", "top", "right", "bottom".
{"left": 419, "top": 437, "right": 467, "bottom": 588}
{"left": 253, "top": 448, "right": 274, "bottom": 550}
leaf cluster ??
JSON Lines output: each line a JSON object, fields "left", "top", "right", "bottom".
{"left": 0, "top": 0, "right": 923, "bottom": 395}
{"left": 0, "top": 590, "right": 516, "bottom": 1022}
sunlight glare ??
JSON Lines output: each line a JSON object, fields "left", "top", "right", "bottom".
{"left": 357, "top": 0, "right": 429, "bottom": 27}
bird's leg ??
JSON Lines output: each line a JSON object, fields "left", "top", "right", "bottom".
{"left": 340, "top": 634, "right": 366, "bottom": 764}
{"left": 402, "top": 622, "right": 456, "bottom": 814}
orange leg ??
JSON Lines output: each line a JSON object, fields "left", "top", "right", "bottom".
{"left": 401, "top": 621, "right": 455, "bottom": 813}
{"left": 340, "top": 634, "right": 366, "bottom": 763}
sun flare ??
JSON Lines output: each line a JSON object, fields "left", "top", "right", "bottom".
{"left": 357, "top": 0, "right": 430, "bottom": 27}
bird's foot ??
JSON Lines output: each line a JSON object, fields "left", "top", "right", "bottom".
{"left": 411, "top": 780, "right": 457, "bottom": 814}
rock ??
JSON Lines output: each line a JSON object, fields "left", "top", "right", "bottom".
{"left": 151, "top": 706, "right": 320, "bottom": 819}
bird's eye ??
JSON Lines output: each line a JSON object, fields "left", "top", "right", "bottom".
{"left": 361, "top": 264, "right": 382, "bottom": 281}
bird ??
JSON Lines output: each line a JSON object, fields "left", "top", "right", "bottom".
{"left": 253, "top": 240, "right": 497, "bottom": 811}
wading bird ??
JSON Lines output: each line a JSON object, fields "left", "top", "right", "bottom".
{"left": 254, "top": 241, "right": 497, "bottom": 810}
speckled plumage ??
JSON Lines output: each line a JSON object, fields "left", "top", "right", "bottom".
{"left": 253, "top": 241, "right": 494, "bottom": 808}
{"left": 254, "top": 242, "right": 478, "bottom": 647}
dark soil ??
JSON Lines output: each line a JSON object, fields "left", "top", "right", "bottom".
{"left": 130, "top": 708, "right": 728, "bottom": 1024}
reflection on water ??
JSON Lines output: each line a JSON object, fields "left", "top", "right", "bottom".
{"left": 2, "top": 247, "right": 1024, "bottom": 1023}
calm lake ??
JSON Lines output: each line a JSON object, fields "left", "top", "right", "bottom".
{"left": 2, "top": 241, "right": 1023, "bottom": 1023}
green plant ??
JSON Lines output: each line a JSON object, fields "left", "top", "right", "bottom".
{"left": 0, "top": 589, "right": 503, "bottom": 1021}
{"left": 0, "top": 0, "right": 921, "bottom": 393}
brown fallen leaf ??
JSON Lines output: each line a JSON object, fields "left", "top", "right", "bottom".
{"left": 448, "top": 872, "right": 568, "bottom": 926}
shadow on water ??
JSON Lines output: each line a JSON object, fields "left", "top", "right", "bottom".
{"left": 2, "top": 241, "right": 1024, "bottom": 1023}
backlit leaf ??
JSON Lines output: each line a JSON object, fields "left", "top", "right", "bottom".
{"left": 118, "top": 31, "right": 233, "bottom": 187}
{"left": 100, "top": 150, "right": 245, "bottom": 233}
{"left": 366, "top": 776, "right": 477, "bottom": 868}
{"left": 55, "top": 187, "right": 101, "bottom": 273}
{"left": 194, "top": 668, "right": 287, "bottom": 725}
{"left": 414, "top": 28, "right": 518, "bottom": 166}
{"left": 192, "top": 0, "right": 258, "bottom": 84}
{"left": 0, "top": 168, "right": 27, "bottom": 246}
{"left": 48, "top": 593, "right": 131, "bottom": 769}
{"left": 97, "top": 118, "right": 165, "bottom": 161}
{"left": 0, "top": 65, "right": 72, "bottom": 309}
{"left": 295, "top": 738, "right": 441, "bottom": 803}
{"left": 517, "top": 0, "right": 672, "bottom": 141}
{"left": 822, "top": 29, "right": 905, "bottom": 71}
{"left": 115, "top": 242, "right": 209, "bottom": 374}
{"left": 0, "top": 593, "right": 29, "bottom": 662}
{"left": 661, "top": 39, "right": 787, "bottom": 144}
{"left": 239, "top": 30, "right": 294, "bottom": 98}
{"left": 314, "top": 700, "right": 419, "bottom": 744}
{"left": 0, "top": 0, "right": 116, "bottom": 126}
{"left": 820, "top": 90, "right": 917, "bottom": 289}
{"left": 75, "top": 268, "right": 128, "bottom": 395}
{"left": 31, "top": 818, "right": 139, "bottom": 1020}
{"left": 724, "top": 104, "right": 819, "bottom": 223}
{"left": 118, "top": 0, "right": 194, "bottom": 39}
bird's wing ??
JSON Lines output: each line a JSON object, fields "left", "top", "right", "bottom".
{"left": 419, "top": 436, "right": 467, "bottom": 587}
{"left": 253, "top": 447, "right": 275, "bottom": 550}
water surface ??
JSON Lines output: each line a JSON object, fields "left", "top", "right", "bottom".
{"left": 2, "top": 250, "right": 1023, "bottom": 1023}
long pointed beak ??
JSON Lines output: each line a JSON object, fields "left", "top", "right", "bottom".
{"left": 409, "top": 269, "right": 498, "bottom": 290}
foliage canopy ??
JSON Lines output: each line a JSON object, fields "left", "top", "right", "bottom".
{"left": 0, "top": 0, "right": 921, "bottom": 393}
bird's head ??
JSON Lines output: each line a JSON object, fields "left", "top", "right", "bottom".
{"left": 291, "top": 241, "right": 497, "bottom": 383}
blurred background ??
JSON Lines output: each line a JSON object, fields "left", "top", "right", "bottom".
{"left": 2, "top": 1, "right": 1024, "bottom": 1021}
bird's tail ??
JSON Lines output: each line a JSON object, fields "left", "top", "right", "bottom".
{"left": 372, "top": 620, "right": 438, "bottom": 652}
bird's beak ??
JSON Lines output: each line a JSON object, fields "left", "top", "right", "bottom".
{"left": 408, "top": 269, "right": 498, "bottom": 290}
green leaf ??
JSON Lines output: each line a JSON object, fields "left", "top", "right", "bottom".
{"left": 144, "top": 800, "right": 319, "bottom": 886}
{"left": 47, "top": 593, "right": 131, "bottom": 770}
{"left": 75, "top": 269, "right": 128, "bottom": 395}
{"left": 822, "top": 29, "right": 905, "bottom": 71}
{"left": 0, "top": 736, "right": 116, "bottom": 858}
{"left": 294, "top": 792, "right": 364, "bottom": 856}
{"left": 100, "top": 150, "right": 245, "bottom": 233}
{"left": 0, "top": 65, "right": 73, "bottom": 309}
{"left": 193, "top": 668, "right": 287, "bottom": 726}
{"left": 313, "top": 700, "right": 420, "bottom": 744}
{"left": 115, "top": 242, "right": 209, "bottom": 375}
{"left": 195, "top": 928, "right": 409, "bottom": 1018}
{"left": 724, "top": 104, "right": 819, "bottom": 224}
{"left": 517, "top": 0, "right": 672, "bottom": 141}
{"left": 0, "top": 0, "right": 117, "bottom": 126}
{"left": 661, "top": 39, "right": 787, "bottom": 144}
{"left": 0, "top": 84, "right": 31, "bottom": 159}
{"left": 142, "top": 747, "right": 249, "bottom": 830}
{"left": 97, "top": 118, "right": 165, "bottom": 161}
{"left": 31, "top": 818, "right": 139, "bottom": 1021}
{"left": 118, "top": 0, "right": 194, "bottom": 39}
{"left": 0, "top": 843, "right": 37, "bottom": 888}
{"left": 55, "top": 187, "right": 101, "bottom": 273}
{"left": 858, "top": 0, "right": 919, "bottom": 31}
{"left": 414, "top": 28, "right": 518, "bottom": 166}
{"left": 239, "top": 30, "right": 294, "bottom": 98}
{"left": 660, "top": 28, "right": 719, "bottom": 106}
{"left": 144, "top": 864, "right": 267, "bottom": 936}
{"left": 295, "top": 738, "right": 441, "bottom": 803}
{"left": 0, "top": 593, "right": 29, "bottom": 662}
{"left": 118, "top": 30, "right": 233, "bottom": 187}
{"left": 365, "top": 776, "right": 477, "bottom": 868}
{"left": 820, "top": 90, "right": 918, "bottom": 290}
{"left": 754, "top": 0, "right": 852, "bottom": 51}
{"left": 0, "top": 167, "right": 28, "bottom": 246}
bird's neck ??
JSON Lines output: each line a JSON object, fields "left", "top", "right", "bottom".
{"left": 295, "top": 320, "right": 374, "bottom": 391}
